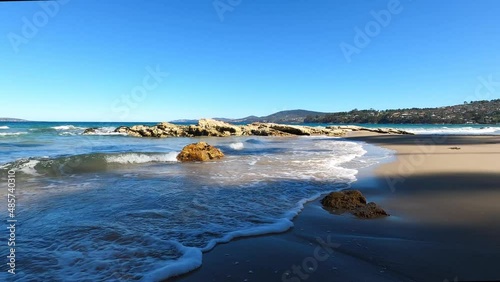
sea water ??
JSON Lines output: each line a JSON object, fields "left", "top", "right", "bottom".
{"left": 0, "top": 121, "right": 497, "bottom": 281}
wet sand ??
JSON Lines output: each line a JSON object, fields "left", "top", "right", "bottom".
{"left": 172, "top": 134, "right": 500, "bottom": 282}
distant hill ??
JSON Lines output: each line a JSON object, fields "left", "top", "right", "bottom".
{"left": 171, "top": 110, "right": 327, "bottom": 124}
{"left": 216, "top": 110, "right": 328, "bottom": 124}
{"left": 171, "top": 99, "right": 500, "bottom": 125}
{"left": 0, "top": 117, "right": 27, "bottom": 122}
{"left": 304, "top": 99, "right": 500, "bottom": 124}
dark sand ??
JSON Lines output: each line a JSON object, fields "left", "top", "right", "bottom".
{"left": 172, "top": 134, "right": 500, "bottom": 282}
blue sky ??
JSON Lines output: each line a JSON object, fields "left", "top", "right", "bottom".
{"left": 1, "top": 0, "right": 499, "bottom": 122}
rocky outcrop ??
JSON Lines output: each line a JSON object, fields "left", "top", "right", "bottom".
{"left": 321, "top": 190, "right": 389, "bottom": 219}
{"left": 84, "top": 119, "right": 414, "bottom": 138}
{"left": 326, "top": 125, "right": 414, "bottom": 135}
{"left": 176, "top": 142, "right": 224, "bottom": 162}
{"left": 83, "top": 128, "right": 98, "bottom": 134}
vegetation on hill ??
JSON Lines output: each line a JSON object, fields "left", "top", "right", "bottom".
{"left": 304, "top": 100, "right": 500, "bottom": 124}
{"left": 216, "top": 110, "right": 328, "bottom": 124}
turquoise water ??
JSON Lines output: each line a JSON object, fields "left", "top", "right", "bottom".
{"left": 0, "top": 121, "right": 496, "bottom": 281}
{"left": 303, "top": 123, "right": 500, "bottom": 134}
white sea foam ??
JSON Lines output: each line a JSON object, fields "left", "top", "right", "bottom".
{"left": 0, "top": 126, "right": 9, "bottom": 129}
{"left": 105, "top": 152, "right": 179, "bottom": 164}
{"left": 85, "top": 127, "right": 128, "bottom": 136}
{"left": 51, "top": 125, "right": 86, "bottom": 130}
{"left": 15, "top": 159, "right": 40, "bottom": 175}
{"left": 142, "top": 243, "right": 202, "bottom": 282}
{"left": 0, "top": 132, "right": 27, "bottom": 136}
{"left": 145, "top": 192, "right": 336, "bottom": 281}
{"left": 408, "top": 126, "right": 500, "bottom": 135}
{"left": 59, "top": 132, "right": 76, "bottom": 136}
{"left": 229, "top": 142, "right": 244, "bottom": 150}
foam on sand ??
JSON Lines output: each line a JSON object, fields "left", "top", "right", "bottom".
{"left": 144, "top": 192, "right": 333, "bottom": 281}
{"left": 142, "top": 243, "right": 202, "bottom": 282}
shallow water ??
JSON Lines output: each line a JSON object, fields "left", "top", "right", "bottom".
{"left": 0, "top": 122, "right": 395, "bottom": 281}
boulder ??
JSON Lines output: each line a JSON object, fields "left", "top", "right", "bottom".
{"left": 321, "top": 190, "right": 367, "bottom": 211}
{"left": 268, "top": 124, "right": 311, "bottom": 135}
{"left": 244, "top": 123, "right": 294, "bottom": 136}
{"left": 352, "top": 202, "right": 389, "bottom": 219}
{"left": 198, "top": 119, "right": 242, "bottom": 136}
{"left": 156, "top": 122, "right": 178, "bottom": 130}
{"left": 321, "top": 190, "right": 389, "bottom": 219}
{"left": 114, "top": 126, "right": 142, "bottom": 137}
{"left": 176, "top": 142, "right": 224, "bottom": 162}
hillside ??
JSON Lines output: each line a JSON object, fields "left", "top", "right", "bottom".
{"left": 217, "top": 110, "right": 328, "bottom": 124}
{"left": 171, "top": 100, "right": 500, "bottom": 125}
{"left": 304, "top": 99, "right": 500, "bottom": 124}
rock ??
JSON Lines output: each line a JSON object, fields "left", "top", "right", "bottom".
{"left": 244, "top": 123, "right": 293, "bottom": 136}
{"left": 321, "top": 190, "right": 367, "bottom": 211}
{"left": 198, "top": 119, "right": 242, "bottom": 136}
{"left": 327, "top": 125, "right": 414, "bottom": 135}
{"left": 111, "top": 119, "right": 413, "bottom": 138}
{"left": 268, "top": 124, "right": 312, "bottom": 135}
{"left": 156, "top": 122, "right": 177, "bottom": 130}
{"left": 114, "top": 126, "right": 142, "bottom": 137}
{"left": 367, "top": 127, "right": 414, "bottom": 135}
{"left": 352, "top": 202, "right": 389, "bottom": 219}
{"left": 184, "top": 119, "right": 243, "bottom": 137}
{"left": 176, "top": 142, "right": 225, "bottom": 162}
{"left": 321, "top": 190, "right": 389, "bottom": 219}
{"left": 83, "top": 127, "right": 98, "bottom": 134}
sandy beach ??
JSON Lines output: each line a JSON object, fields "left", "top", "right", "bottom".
{"left": 173, "top": 133, "right": 500, "bottom": 282}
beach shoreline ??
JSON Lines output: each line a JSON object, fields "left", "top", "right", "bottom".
{"left": 172, "top": 133, "right": 500, "bottom": 282}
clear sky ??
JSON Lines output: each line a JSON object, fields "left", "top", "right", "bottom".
{"left": 1, "top": 0, "right": 499, "bottom": 122}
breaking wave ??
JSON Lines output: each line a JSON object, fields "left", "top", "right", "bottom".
{"left": 1, "top": 152, "right": 179, "bottom": 176}
{"left": 51, "top": 125, "right": 86, "bottom": 131}
{"left": 229, "top": 142, "right": 244, "bottom": 150}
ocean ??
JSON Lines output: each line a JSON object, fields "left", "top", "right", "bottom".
{"left": 0, "top": 122, "right": 499, "bottom": 281}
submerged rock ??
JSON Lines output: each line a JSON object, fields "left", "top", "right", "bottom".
{"left": 321, "top": 190, "right": 389, "bottom": 219}
{"left": 176, "top": 142, "right": 224, "bottom": 162}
